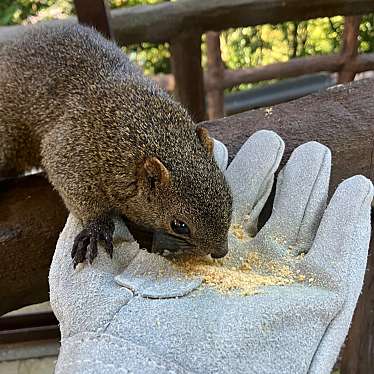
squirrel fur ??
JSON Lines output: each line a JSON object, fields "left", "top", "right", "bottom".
{"left": 0, "top": 23, "right": 232, "bottom": 265}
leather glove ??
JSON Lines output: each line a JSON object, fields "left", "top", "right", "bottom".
{"left": 49, "top": 131, "right": 373, "bottom": 374}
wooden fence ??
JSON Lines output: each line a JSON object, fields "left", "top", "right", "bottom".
{"left": 2, "top": 0, "right": 374, "bottom": 121}
{"left": 1, "top": 1, "right": 374, "bottom": 373}
{"left": 74, "top": 0, "right": 374, "bottom": 121}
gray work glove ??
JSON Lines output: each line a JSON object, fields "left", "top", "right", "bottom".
{"left": 49, "top": 131, "right": 373, "bottom": 374}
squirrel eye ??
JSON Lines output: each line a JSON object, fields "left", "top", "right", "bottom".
{"left": 171, "top": 219, "right": 190, "bottom": 235}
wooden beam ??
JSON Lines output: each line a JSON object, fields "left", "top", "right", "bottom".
{"left": 73, "top": 0, "right": 113, "bottom": 39}
{"left": 341, "top": 232, "right": 374, "bottom": 373}
{"left": 206, "top": 32, "right": 225, "bottom": 120}
{"left": 220, "top": 54, "right": 345, "bottom": 89}
{"left": 110, "top": 0, "right": 374, "bottom": 45}
{"left": 2, "top": 0, "right": 374, "bottom": 45}
{"left": 170, "top": 32, "right": 206, "bottom": 122}
{"left": 0, "top": 174, "right": 68, "bottom": 316}
{"left": 338, "top": 15, "right": 362, "bottom": 83}
{"left": 221, "top": 52, "right": 374, "bottom": 89}
{"left": 155, "top": 52, "right": 374, "bottom": 93}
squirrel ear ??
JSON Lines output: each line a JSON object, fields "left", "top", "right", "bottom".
{"left": 196, "top": 127, "right": 214, "bottom": 156}
{"left": 140, "top": 157, "right": 170, "bottom": 189}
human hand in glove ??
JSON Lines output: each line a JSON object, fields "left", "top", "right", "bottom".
{"left": 49, "top": 130, "right": 373, "bottom": 374}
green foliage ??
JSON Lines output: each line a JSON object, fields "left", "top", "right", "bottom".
{"left": 1, "top": 1, "right": 373, "bottom": 89}
{"left": 0, "top": 0, "right": 73, "bottom": 25}
{"left": 360, "top": 14, "right": 374, "bottom": 52}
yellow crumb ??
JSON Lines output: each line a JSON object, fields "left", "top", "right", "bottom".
{"left": 265, "top": 107, "right": 273, "bottom": 117}
{"left": 230, "top": 224, "right": 246, "bottom": 240}
{"left": 173, "top": 251, "right": 305, "bottom": 296}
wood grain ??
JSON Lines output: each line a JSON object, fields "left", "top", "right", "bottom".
{"left": 73, "top": 0, "right": 113, "bottom": 39}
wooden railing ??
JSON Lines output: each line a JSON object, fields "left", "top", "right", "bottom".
{"left": 78, "top": 0, "right": 374, "bottom": 120}
{"left": 2, "top": 0, "right": 374, "bottom": 121}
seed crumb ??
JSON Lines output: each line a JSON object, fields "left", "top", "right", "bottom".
{"left": 173, "top": 250, "right": 305, "bottom": 296}
{"left": 230, "top": 224, "right": 246, "bottom": 240}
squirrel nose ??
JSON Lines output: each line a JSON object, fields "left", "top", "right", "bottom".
{"left": 210, "top": 240, "right": 228, "bottom": 259}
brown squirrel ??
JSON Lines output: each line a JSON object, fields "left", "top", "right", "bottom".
{"left": 0, "top": 23, "right": 232, "bottom": 267}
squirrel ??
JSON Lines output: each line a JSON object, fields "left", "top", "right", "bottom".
{"left": 0, "top": 23, "right": 233, "bottom": 267}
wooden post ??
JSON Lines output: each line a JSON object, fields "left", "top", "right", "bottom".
{"left": 206, "top": 32, "right": 225, "bottom": 120}
{"left": 341, "top": 234, "right": 374, "bottom": 374}
{"left": 170, "top": 32, "right": 206, "bottom": 122}
{"left": 338, "top": 16, "right": 362, "bottom": 84}
{"left": 74, "top": 0, "right": 113, "bottom": 39}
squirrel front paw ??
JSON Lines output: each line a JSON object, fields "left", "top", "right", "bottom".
{"left": 71, "top": 216, "right": 115, "bottom": 268}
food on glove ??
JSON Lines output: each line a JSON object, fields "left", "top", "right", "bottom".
{"left": 174, "top": 225, "right": 305, "bottom": 295}
{"left": 231, "top": 224, "right": 245, "bottom": 240}
{"left": 0, "top": 23, "right": 232, "bottom": 268}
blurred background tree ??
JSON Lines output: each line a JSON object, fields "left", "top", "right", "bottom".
{"left": 1, "top": 0, "right": 373, "bottom": 91}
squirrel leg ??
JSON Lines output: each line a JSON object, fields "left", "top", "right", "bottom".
{"left": 71, "top": 215, "right": 115, "bottom": 268}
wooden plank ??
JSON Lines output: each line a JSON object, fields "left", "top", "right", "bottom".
{"left": 155, "top": 52, "right": 374, "bottom": 93}
{"left": 0, "top": 174, "right": 68, "bottom": 316}
{"left": 206, "top": 32, "right": 225, "bottom": 119}
{"left": 110, "top": 0, "right": 374, "bottom": 45}
{"left": 0, "top": 325, "right": 59, "bottom": 344}
{"left": 170, "top": 32, "right": 206, "bottom": 122}
{"left": 338, "top": 16, "right": 362, "bottom": 83}
{"left": 73, "top": 0, "right": 112, "bottom": 39}
{"left": 221, "top": 54, "right": 345, "bottom": 89}
{"left": 0, "top": 312, "right": 58, "bottom": 330}
{"left": 2, "top": 0, "right": 374, "bottom": 45}
{"left": 341, "top": 234, "right": 374, "bottom": 373}
{"left": 221, "top": 52, "right": 374, "bottom": 89}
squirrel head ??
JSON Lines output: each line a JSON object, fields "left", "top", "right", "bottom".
{"left": 123, "top": 126, "right": 232, "bottom": 259}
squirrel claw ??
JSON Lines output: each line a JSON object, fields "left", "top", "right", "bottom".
{"left": 71, "top": 216, "right": 115, "bottom": 268}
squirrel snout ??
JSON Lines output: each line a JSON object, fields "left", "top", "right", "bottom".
{"left": 210, "top": 240, "right": 229, "bottom": 259}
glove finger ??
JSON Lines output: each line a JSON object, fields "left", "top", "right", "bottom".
{"left": 225, "top": 130, "right": 284, "bottom": 234}
{"left": 260, "top": 142, "right": 331, "bottom": 255}
{"left": 303, "top": 175, "right": 373, "bottom": 291}
{"left": 213, "top": 139, "right": 228, "bottom": 172}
